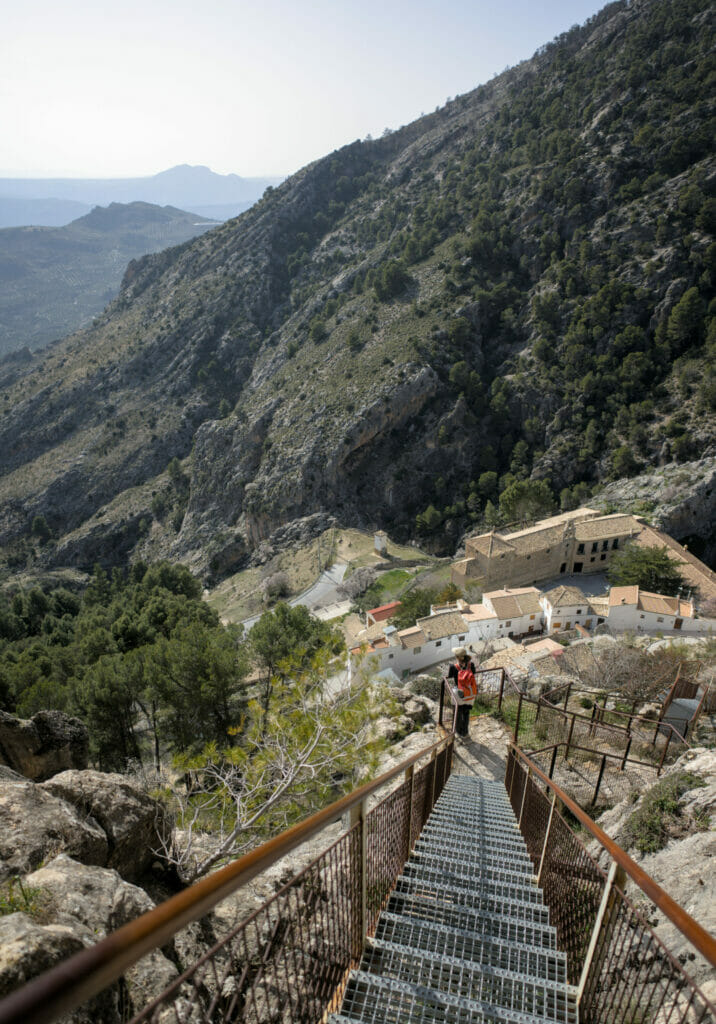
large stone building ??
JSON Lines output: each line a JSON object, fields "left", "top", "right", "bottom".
{"left": 451, "top": 508, "right": 715, "bottom": 593}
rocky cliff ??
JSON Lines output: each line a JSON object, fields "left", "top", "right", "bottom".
{"left": 0, "top": 0, "right": 713, "bottom": 581}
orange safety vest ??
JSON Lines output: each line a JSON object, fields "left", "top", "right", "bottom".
{"left": 455, "top": 662, "right": 477, "bottom": 702}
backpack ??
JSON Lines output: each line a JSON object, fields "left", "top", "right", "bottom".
{"left": 456, "top": 663, "right": 477, "bottom": 701}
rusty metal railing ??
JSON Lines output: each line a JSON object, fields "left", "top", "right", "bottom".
{"left": 506, "top": 744, "right": 716, "bottom": 1023}
{"left": 0, "top": 736, "right": 454, "bottom": 1024}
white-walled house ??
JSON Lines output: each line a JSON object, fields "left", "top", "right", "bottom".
{"left": 607, "top": 587, "right": 716, "bottom": 635}
{"left": 539, "top": 586, "right": 600, "bottom": 633}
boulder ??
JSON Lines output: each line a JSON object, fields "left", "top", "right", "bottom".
{"left": 0, "top": 710, "right": 88, "bottom": 781}
{"left": 0, "top": 776, "right": 107, "bottom": 882}
{"left": 41, "top": 771, "right": 171, "bottom": 882}
{"left": 25, "top": 855, "right": 178, "bottom": 1011}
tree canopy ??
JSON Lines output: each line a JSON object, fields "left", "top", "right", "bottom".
{"left": 607, "top": 543, "right": 689, "bottom": 595}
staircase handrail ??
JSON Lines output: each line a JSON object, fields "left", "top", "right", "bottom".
{"left": 0, "top": 735, "right": 453, "bottom": 1024}
{"left": 509, "top": 742, "right": 716, "bottom": 971}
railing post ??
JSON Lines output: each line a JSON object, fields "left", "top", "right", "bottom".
{"left": 349, "top": 797, "right": 368, "bottom": 947}
{"left": 589, "top": 703, "right": 597, "bottom": 738}
{"left": 619, "top": 736, "right": 632, "bottom": 772}
{"left": 537, "top": 791, "right": 560, "bottom": 886}
{"left": 577, "top": 859, "right": 627, "bottom": 1013}
{"left": 439, "top": 678, "right": 445, "bottom": 728}
{"left": 403, "top": 764, "right": 415, "bottom": 861}
{"left": 507, "top": 748, "right": 517, "bottom": 801}
{"left": 591, "top": 754, "right": 607, "bottom": 806}
{"left": 498, "top": 668, "right": 505, "bottom": 711}
{"left": 515, "top": 692, "right": 523, "bottom": 743}
{"left": 548, "top": 744, "right": 559, "bottom": 780}
{"left": 563, "top": 681, "right": 572, "bottom": 711}
{"left": 657, "top": 727, "right": 672, "bottom": 776}
{"left": 518, "top": 766, "right": 531, "bottom": 829}
{"left": 564, "top": 714, "right": 576, "bottom": 760}
{"left": 429, "top": 748, "right": 438, "bottom": 812}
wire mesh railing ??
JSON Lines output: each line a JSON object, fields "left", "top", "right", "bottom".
{"left": 506, "top": 745, "right": 716, "bottom": 1024}
{"left": 0, "top": 737, "right": 454, "bottom": 1024}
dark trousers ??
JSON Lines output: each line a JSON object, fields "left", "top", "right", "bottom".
{"left": 456, "top": 703, "right": 472, "bottom": 736}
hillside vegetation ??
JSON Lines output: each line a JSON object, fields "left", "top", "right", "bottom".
{"left": 0, "top": 202, "right": 218, "bottom": 353}
{"left": 0, "top": 0, "right": 712, "bottom": 582}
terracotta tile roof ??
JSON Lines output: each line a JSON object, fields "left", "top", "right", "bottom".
{"left": 542, "top": 585, "right": 589, "bottom": 608}
{"left": 609, "top": 586, "right": 640, "bottom": 607}
{"left": 486, "top": 595, "right": 522, "bottom": 619}
{"left": 398, "top": 627, "right": 427, "bottom": 649}
{"left": 637, "top": 590, "right": 694, "bottom": 617}
{"left": 467, "top": 531, "right": 515, "bottom": 557}
{"left": 484, "top": 587, "right": 542, "bottom": 618}
{"left": 463, "top": 604, "right": 498, "bottom": 621}
{"left": 632, "top": 525, "right": 716, "bottom": 603}
{"left": 416, "top": 611, "right": 469, "bottom": 641}
{"left": 527, "top": 638, "right": 564, "bottom": 655}
{"left": 574, "top": 514, "right": 640, "bottom": 541}
{"left": 367, "top": 600, "right": 401, "bottom": 621}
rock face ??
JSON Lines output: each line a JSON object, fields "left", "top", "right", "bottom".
{"left": 0, "top": 710, "right": 88, "bottom": 781}
{"left": 594, "top": 747, "right": 716, "bottom": 991}
{"left": 0, "top": 856, "right": 179, "bottom": 1021}
{"left": 0, "top": 769, "right": 169, "bottom": 884}
{"left": 41, "top": 770, "right": 171, "bottom": 882}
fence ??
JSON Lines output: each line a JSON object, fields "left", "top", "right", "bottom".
{"left": 0, "top": 737, "right": 454, "bottom": 1024}
{"left": 506, "top": 744, "right": 716, "bottom": 1023}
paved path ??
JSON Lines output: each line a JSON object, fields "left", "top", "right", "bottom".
{"left": 241, "top": 562, "right": 349, "bottom": 630}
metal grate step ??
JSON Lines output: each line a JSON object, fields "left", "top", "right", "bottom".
{"left": 333, "top": 969, "right": 570, "bottom": 1024}
{"left": 400, "top": 862, "right": 543, "bottom": 906}
{"left": 413, "top": 837, "right": 534, "bottom": 871}
{"left": 391, "top": 880, "right": 552, "bottom": 925}
{"left": 360, "top": 939, "right": 576, "bottom": 1022}
{"left": 375, "top": 914, "right": 566, "bottom": 982}
{"left": 411, "top": 850, "right": 536, "bottom": 885}
{"left": 380, "top": 903, "right": 558, "bottom": 952}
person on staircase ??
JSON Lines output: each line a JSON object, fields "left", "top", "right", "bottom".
{"left": 448, "top": 646, "right": 477, "bottom": 737}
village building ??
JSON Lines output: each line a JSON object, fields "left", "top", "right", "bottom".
{"left": 606, "top": 587, "right": 715, "bottom": 635}
{"left": 366, "top": 600, "right": 401, "bottom": 625}
{"left": 539, "top": 585, "right": 603, "bottom": 633}
{"left": 452, "top": 508, "right": 643, "bottom": 590}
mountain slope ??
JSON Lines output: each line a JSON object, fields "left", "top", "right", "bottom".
{"left": 0, "top": 0, "right": 713, "bottom": 582}
{"left": 0, "top": 203, "right": 219, "bottom": 353}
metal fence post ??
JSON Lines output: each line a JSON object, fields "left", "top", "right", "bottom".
{"left": 548, "top": 745, "right": 559, "bottom": 779}
{"left": 439, "top": 678, "right": 445, "bottom": 729}
{"left": 591, "top": 754, "right": 607, "bottom": 806}
{"left": 518, "top": 767, "right": 531, "bottom": 829}
{"left": 515, "top": 692, "right": 523, "bottom": 743}
{"left": 404, "top": 764, "right": 415, "bottom": 862}
{"left": 657, "top": 727, "right": 672, "bottom": 776}
{"left": 537, "top": 791, "right": 560, "bottom": 886}
{"left": 429, "top": 748, "right": 438, "bottom": 812}
{"left": 563, "top": 681, "right": 572, "bottom": 711}
{"left": 349, "top": 797, "right": 368, "bottom": 948}
{"left": 577, "top": 859, "right": 627, "bottom": 1013}
{"left": 564, "top": 714, "right": 576, "bottom": 760}
{"left": 619, "top": 737, "right": 632, "bottom": 772}
{"left": 497, "top": 668, "right": 505, "bottom": 712}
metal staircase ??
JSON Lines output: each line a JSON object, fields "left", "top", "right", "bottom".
{"left": 330, "top": 774, "right": 578, "bottom": 1024}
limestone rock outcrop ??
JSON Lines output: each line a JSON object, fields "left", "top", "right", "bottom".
{"left": 0, "top": 769, "right": 169, "bottom": 884}
{"left": 0, "top": 710, "right": 88, "bottom": 782}
{"left": 41, "top": 770, "right": 171, "bottom": 882}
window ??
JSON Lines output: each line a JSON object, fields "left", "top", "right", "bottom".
{"left": 458, "top": 635, "right": 465, "bottom": 641}
{"left": 546, "top": 548, "right": 551, "bottom": 553}
{"left": 612, "top": 538, "right": 619, "bottom": 549}
{"left": 388, "top": 653, "right": 394, "bottom": 659}
{"left": 413, "top": 646, "right": 421, "bottom": 654}
{"left": 553, "top": 622, "right": 561, "bottom": 629}
{"left": 591, "top": 542, "right": 598, "bottom": 552}
{"left": 597, "top": 617, "right": 605, "bottom": 624}
{"left": 602, "top": 540, "right": 608, "bottom": 551}
{"left": 657, "top": 617, "right": 664, "bottom": 623}
{"left": 577, "top": 543, "right": 585, "bottom": 555}
{"left": 506, "top": 621, "right": 512, "bottom": 626}
{"left": 600, "top": 554, "right": 606, "bottom": 561}
{"left": 577, "top": 609, "right": 582, "bottom": 615}
{"left": 530, "top": 614, "right": 535, "bottom": 620}
{"left": 435, "top": 640, "right": 442, "bottom": 647}
{"left": 640, "top": 614, "right": 645, "bottom": 619}
{"left": 590, "top": 557, "right": 595, "bottom": 563}
{"left": 560, "top": 562, "right": 567, "bottom": 573}
{"left": 527, "top": 555, "right": 531, "bottom": 559}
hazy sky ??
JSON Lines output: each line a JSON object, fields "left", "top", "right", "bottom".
{"left": 3, "top": 0, "right": 607, "bottom": 180}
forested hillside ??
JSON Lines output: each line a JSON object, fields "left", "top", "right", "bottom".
{"left": 0, "top": 0, "right": 712, "bottom": 579}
